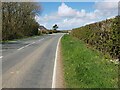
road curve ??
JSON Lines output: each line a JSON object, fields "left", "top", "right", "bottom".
{"left": 2, "top": 33, "right": 64, "bottom": 88}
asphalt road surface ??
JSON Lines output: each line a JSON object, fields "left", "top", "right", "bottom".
{"left": 2, "top": 33, "right": 64, "bottom": 88}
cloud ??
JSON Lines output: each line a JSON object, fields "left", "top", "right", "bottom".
{"left": 101, "top": 0, "right": 119, "bottom": 2}
{"left": 35, "top": 2, "right": 118, "bottom": 30}
{"left": 76, "top": 9, "right": 86, "bottom": 17}
{"left": 94, "top": 1, "right": 118, "bottom": 17}
{"left": 95, "top": 2, "right": 118, "bottom": 10}
{"left": 58, "top": 3, "right": 76, "bottom": 17}
{"left": 58, "top": 3, "right": 87, "bottom": 18}
{"left": 57, "top": 18, "right": 86, "bottom": 30}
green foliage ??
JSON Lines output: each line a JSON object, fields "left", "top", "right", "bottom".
{"left": 61, "top": 35, "right": 118, "bottom": 88}
{"left": 47, "top": 30, "right": 64, "bottom": 34}
{"left": 71, "top": 16, "right": 120, "bottom": 59}
{"left": 2, "top": 2, "right": 41, "bottom": 41}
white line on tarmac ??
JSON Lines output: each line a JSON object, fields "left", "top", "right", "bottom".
{"left": 17, "top": 43, "right": 34, "bottom": 51}
{"left": 0, "top": 56, "right": 3, "bottom": 58}
{"left": 17, "top": 46, "right": 25, "bottom": 51}
{"left": 17, "top": 38, "right": 44, "bottom": 51}
{"left": 0, "top": 50, "right": 6, "bottom": 52}
{"left": 24, "top": 42, "right": 35, "bottom": 47}
{"left": 52, "top": 34, "right": 64, "bottom": 88}
{"left": 30, "top": 41, "right": 35, "bottom": 44}
{"left": 39, "top": 38, "right": 44, "bottom": 41}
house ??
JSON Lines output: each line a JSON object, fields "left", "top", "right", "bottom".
{"left": 68, "top": 30, "right": 72, "bottom": 34}
{"left": 38, "top": 25, "right": 48, "bottom": 34}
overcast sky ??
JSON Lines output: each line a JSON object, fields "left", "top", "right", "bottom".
{"left": 35, "top": 0, "right": 119, "bottom": 30}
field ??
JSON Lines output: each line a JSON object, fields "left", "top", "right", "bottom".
{"left": 61, "top": 34, "right": 118, "bottom": 88}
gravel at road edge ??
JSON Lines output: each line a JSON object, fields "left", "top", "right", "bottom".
{"left": 55, "top": 41, "right": 65, "bottom": 88}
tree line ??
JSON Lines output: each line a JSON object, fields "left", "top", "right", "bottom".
{"left": 2, "top": 2, "right": 41, "bottom": 41}
{"left": 71, "top": 16, "right": 120, "bottom": 60}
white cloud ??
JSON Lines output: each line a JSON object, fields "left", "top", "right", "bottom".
{"left": 94, "top": 1, "right": 118, "bottom": 18}
{"left": 58, "top": 3, "right": 88, "bottom": 18}
{"left": 95, "top": 1, "right": 118, "bottom": 10}
{"left": 76, "top": 9, "right": 86, "bottom": 17}
{"left": 57, "top": 18, "right": 86, "bottom": 30}
{"left": 58, "top": 3, "right": 76, "bottom": 17}
{"left": 35, "top": 2, "right": 118, "bottom": 30}
{"left": 101, "top": 0, "right": 119, "bottom": 2}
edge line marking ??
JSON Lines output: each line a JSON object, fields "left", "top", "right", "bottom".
{"left": 52, "top": 34, "right": 64, "bottom": 88}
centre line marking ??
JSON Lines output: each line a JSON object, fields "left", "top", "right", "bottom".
{"left": 39, "top": 38, "right": 44, "bottom": 41}
{"left": 0, "top": 56, "right": 3, "bottom": 59}
{"left": 17, "top": 46, "right": 25, "bottom": 50}
{"left": 17, "top": 38, "right": 44, "bottom": 51}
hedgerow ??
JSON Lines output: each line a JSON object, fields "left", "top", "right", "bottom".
{"left": 71, "top": 16, "right": 120, "bottom": 60}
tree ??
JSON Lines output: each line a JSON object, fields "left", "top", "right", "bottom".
{"left": 52, "top": 24, "right": 58, "bottom": 30}
{"left": 2, "top": 2, "right": 41, "bottom": 40}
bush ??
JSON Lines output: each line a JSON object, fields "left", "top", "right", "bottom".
{"left": 71, "top": 16, "right": 120, "bottom": 60}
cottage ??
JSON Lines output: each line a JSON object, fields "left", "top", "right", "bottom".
{"left": 38, "top": 25, "right": 48, "bottom": 34}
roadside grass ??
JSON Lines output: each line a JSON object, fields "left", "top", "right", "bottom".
{"left": 61, "top": 34, "right": 118, "bottom": 88}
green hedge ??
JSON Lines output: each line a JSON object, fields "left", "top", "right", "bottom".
{"left": 71, "top": 16, "right": 120, "bottom": 59}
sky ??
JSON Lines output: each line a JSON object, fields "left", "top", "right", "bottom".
{"left": 35, "top": 0, "right": 119, "bottom": 30}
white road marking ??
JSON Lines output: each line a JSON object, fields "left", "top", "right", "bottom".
{"left": 39, "top": 38, "right": 44, "bottom": 41}
{"left": 0, "top": 56, "right": 3, "bottom": 59}
{"left": 52, "top": 34, "right": 64, "bottom": 88}
{"left": 0, "top": 50, "right": 6, "bottom": 52}
{"left": 24, "top": 42, "right": 34, "bottom": 47}
{"left": 10, "top": 72, "right": 14, "bottom": 74}
{"left": 31, "top": 42, "right": 35, "bottom": 45}
{"left": 17, "top": 38, "right": 44, "bottom": 51}
{"left": 17, "top": 46, "right": 25, "bottom": 51}
{"left": 17, "top": 42, "right": 36, "bottom": 50}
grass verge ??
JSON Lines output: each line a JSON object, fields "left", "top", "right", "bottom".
{"left": 61, "top": 34, "right": 118, "bottom": 88}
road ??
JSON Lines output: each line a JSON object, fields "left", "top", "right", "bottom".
{"left": 2, "top": 33, "right": 63, "bottom": 88}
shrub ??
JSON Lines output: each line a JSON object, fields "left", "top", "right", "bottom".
{"left": 71, "top": 16, "right": 120, "bottom": 60}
